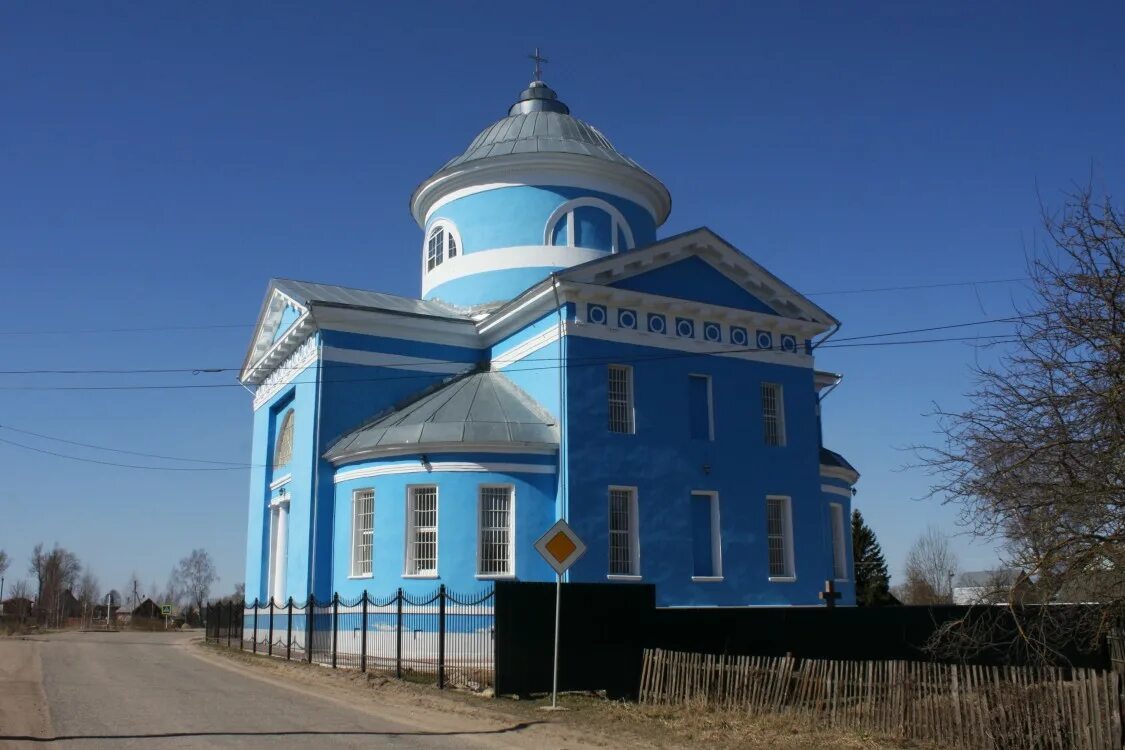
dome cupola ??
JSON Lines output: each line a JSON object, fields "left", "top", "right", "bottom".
{"left": 411, "top": 73, "right": 671, "bottom": 309}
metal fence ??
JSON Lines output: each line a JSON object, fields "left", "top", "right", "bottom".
{"left": 205, "top": 586, "right": 495, "bottom": 690}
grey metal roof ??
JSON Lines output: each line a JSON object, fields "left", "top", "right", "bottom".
{"left": 820, "top": 448, "right": 857, "bottom": 473}
{"left": 273, "top": 278, "right": 470, "bottom": 321}
{"left": 431, "top": 80, "right": 652, "bottom": 176}
{"left": 324, "top": 370, "right": 558, "bottom": 462}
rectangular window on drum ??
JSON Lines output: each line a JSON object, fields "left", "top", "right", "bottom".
{"left": 608, "top": 365, "right": 635, "bottom": 434}
{"left": 761, "top": 382, "right": 786, "bottom": 447}
{"left": 406, "top": 486, "right": 438, "bottom": 576}
{"left": 478, "top": 485, "right": 513, "bottom": 577}
{"left": 351, "top": 488, "right": 374, "bottom": 577}
{"left": 767, "top": 495, "right": 794, "bottom": 579}
{"left": 608, "top": 487, "right": 639, "bottom": 577}
{"left": 830, "top": 503, "right": 847, "bottom": 581}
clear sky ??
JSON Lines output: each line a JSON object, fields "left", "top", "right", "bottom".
{"left": 2, "top": 2, "right": 1122, "bottom": 601}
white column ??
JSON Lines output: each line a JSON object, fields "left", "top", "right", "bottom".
{"left": 271, "top": 498, "right": 290, "bottom": 604}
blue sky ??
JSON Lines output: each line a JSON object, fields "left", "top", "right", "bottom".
{"left": 2, "top": 2, "right": 1122, "bottom": 600}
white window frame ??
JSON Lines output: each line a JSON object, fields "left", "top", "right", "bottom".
{"left": 688, "top": 373, "right": 714, "bottom": 441}
{"left": 690, "top": 490, "right": 723, "bottom": 582}
{"left": 476, "top": 484, "right": 515, "bottom": 579}
{"left": 349, "top": 488, "right": 374, "bottom": 578}
{"left": 767, "top": 495, "right": 796, "bottom": 581}
{"left": 424, "top": 220, "right": 461, "bottom": 273}
{"left": 761, "top": 382, "right": 786, "bottom": 447}
{"left": 608, "top": 364, "right": 635, "bottom": 434}
{"left": 830, "top": 502, "right": 848, "bottom": 581}
{"left": 607, "top": 485, "right": 640, "bottom": 579}
{"left": 544, "top": 197, "right": 635, "bottom": 252}
{"left": 404, "top": 485, "right": 439, "bottom": 578}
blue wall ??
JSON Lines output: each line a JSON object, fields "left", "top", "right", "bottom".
{"left": 561, "top": 334, "right": 854, "bottom": 606}
{"left": 330, "top": 452, "right": 560, "bottom": 597}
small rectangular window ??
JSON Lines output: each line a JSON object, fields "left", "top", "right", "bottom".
{"left": 830, "top": 503, "right": 847, "bottom": 581}
{"left": 608, "top": 487, "right": 639, "bottom": 576}
{"left": 608, "top": 365, "right": 635, "bottom": 434}
{"left": 691, "top": 492, "right": 722, "bottom": 579}
{"left": 767, "top": 495, "right": 794, "bottom": 579}
{"left": 406, "top": 486, "right": 438, "bottom": 576}
{"left": 478, "top": 485, "right": 513, "bottom": 576}
{"left": 761, "top": 382, "right": 786, "bottom": 447}
{"left": 688, "top": 375, "right": 713, "bottom": 440}
{"left": 351, "top": 489, "right": 374, "bottom": 577}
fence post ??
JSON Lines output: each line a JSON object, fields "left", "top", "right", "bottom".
{"left": 286, "top": 597, "right": 293, "bottom": 661}
{"left": 331, "top": 592, "right": 339, "bottom": 669}
{"left": 438, "top": 584, "right": 446, "bottom": 689}
{"left": 227, "top": 601, "right": 232, "bottom": 648}
{"left": 307, "top": 595, "right": 315, "bottom": 664}
{"left": 396, "top": 588, "right": 403, "bottom": 679}
{"left": 268, "top": 598, "right": 274, "bottom": 657}
{"left": 252, "top": 598, "right": 259, "bottom": 654}
{"left": 361, "top": 590, "right": 368, "bottom": 673}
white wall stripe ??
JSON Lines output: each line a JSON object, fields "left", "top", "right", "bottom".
{"left": 334, "top": 461, "right": 557, "bottom": 484}
{"left": 821, "top": 483, "right": 853, "bottom": 498}
{"left": 269, "top": 474, "right": 293, "bottom": 491}
{"left": 422, "top": 245, "right": 606, "bottom": 296}
{"left": 491, "top": 327, "right": 560, "bottom": 370}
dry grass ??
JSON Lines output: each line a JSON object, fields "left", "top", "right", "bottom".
{"left": 196, "top": 641, "right": 934, "bottom": 749}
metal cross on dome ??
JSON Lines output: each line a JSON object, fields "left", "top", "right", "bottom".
{"left": 528, "top": 47, "right": 548, "bottom": 81}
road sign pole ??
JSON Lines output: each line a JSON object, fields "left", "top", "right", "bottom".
{"left": 551, "top": 571, "right": 561, "bottom": 709}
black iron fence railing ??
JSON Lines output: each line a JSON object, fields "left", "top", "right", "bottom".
{"left": 205, "top": 585, "right": 494, "bottom": 690}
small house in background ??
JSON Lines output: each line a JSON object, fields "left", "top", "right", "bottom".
{"left": 953, "top": 569, "right": 1031, "bottom": 605}
{"left": 131, "top": 598, "right": 163, "bottom": 620}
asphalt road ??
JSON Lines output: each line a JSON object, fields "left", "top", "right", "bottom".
{"left": 0, "top": 631, "right": 538, "bottom": 749}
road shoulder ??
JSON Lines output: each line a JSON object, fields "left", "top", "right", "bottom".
{"left": 0, "top": 637, "right": 53, "bottom": 746}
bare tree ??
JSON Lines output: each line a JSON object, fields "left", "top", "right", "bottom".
{"left": 29, "top": 544, "right": 81, "bottom": 627}
{"left": 77, "top": 572, "right": 100, "bottom": 609}
{"left": 918, "top": 184, "right": 1125, "bottom": 656}
{"left": 0, "top": 549, "right": 9, "bottom": 579}
{"left": 8, "top": 580, "right": 31, "bottom": 622}
{"left": 173, "top": 549, "right": 217, "bottom": 620}
{"left": 903, "top": 526, "right": 958, "bottom": 605}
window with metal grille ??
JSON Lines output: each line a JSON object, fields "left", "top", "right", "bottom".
{"left": 273, "top": 409, "right": 295, "bottom": 468}
{"left": 406, "top": 486, "right": 438, "bottom": 575}
{"left": 830, "top": 503, "right": 847, "bottom": 581}
{"left": 478, "top": 486, "right": 513, "bottom": 576}
{"left": 767, "top": 496, "right": 794, "bottom": 578}
{"left": 351, "top": 489, "right": 374, "bottom": 577}
{"left": 761, "top": 382, "right": 785, "bottom": 447}
{"left": 608, "top": 365, "right": 634, "bottom": 434}
{"left": 608, "top": 487, "right": 638, "bottom": 576}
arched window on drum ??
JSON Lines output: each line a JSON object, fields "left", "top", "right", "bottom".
{"left": 545, "top": 198, "right": 634, "bottom": 253}
{"left": 424, "top": 221, "right": 461, "bottom": 272}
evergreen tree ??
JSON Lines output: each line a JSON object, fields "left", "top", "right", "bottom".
{"left": 852, "top": 510, "right": 895, "bottom": 606}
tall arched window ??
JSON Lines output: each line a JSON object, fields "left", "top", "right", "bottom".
{"left": 545, "top": 198, "right": 634, "bottom": 253}
{"left": 273, "top": 409, "right": 295, "bottom": 468}
{"left": 424, "top": 221, "right": 460, "bottom": 272}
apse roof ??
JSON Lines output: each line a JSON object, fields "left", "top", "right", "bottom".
{"left": 324, "top": 369, "right": 559, "bottom": 462}
{"left": 820, "top": 448, "right": 858, "bottom": 475}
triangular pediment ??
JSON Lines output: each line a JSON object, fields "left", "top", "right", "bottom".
{"left": 239, "top": 284, "right": 312, "bottom": 383}
{"left": 557, "top": 227, "right": 837, "bottom": 327}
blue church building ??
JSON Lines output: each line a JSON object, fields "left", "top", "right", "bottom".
{"left": 239, "top": 75, "right": 859, "bottom": 608}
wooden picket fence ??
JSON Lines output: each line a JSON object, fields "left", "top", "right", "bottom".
{"left": 639, "top": 649, "right": 1122, "bottom": 749}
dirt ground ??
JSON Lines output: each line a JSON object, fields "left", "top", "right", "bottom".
{"left": 195, "top": 641, "right": 935, "bottom": 749}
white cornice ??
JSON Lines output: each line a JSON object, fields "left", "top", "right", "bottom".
{"left": 820, "top": 465, "right": 860, "bottom": 485}
{"left": 269, "top": 474, "right": 293, "bottom": 490}
{"left": 329, "top": 443, "right": 558, "bottom": 467}
{"left": 252, "top": 336, "right": 319, "bottom": 410}
{"left": 334, "top": 460, "right": 557, "bottom": 483}
{"left": 411, "top": 153, "right": 672, "bottom": 228}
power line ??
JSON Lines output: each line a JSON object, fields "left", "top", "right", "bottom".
{"left": 0, "top": 424, "right": 261, "bottom": 467}
{"left": 804, "top": 277, "right": 1029, "bottom": 297}
{"left": 0, "top": 435, "right": 250, "bottom": 471}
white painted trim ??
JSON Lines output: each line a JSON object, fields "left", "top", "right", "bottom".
{"left": 253, "top": 336, "right": 319, "bottom": 410}
{"left": 820, "top": 465, "right": 859, "bottom": 484}
{"left": 423, "top": 219, "right": 463, "bottom": 275}
{"left": 412, "top": 154, "right": 672, "bottom": 226}
{"left": 821, "top": 484, "right": 853, "bottom": 498}
{"left": 478, "top": 286, "right": 557, "bottom": 335}
{"left": 558, "top": 321, "right": 813, "bottom": 369}
{"left": 492, "top": 326, "right": 560, "bottom": 370}
{"left": 768, "top": 576, "right": 797, "bottom": 583}
{"left": 423, "top": 245, "right": 606, "bottom": 297}
{"left": 404, "top": 484, "right": 439, "bottom": 577}
{"left": 334, "top": 460, "right": 556, "bottom": 484}
{"left": 269, "top": 474, "right": 293, "bottom": 491}
{"left": 330, "top": 443, "right": 558, "bottom": 466}
{"left": 829, "top": 502, "right": 848, "bottom": 582}
{"left": 606, "top": 574, "right": 643, "bottom": 582}
{"left": 691, "top": 576, "right": 725, "bottom": 583}
{"left": 543, "top": 196, "right": 635, "bottom": 251}
{"left": 321, "top": 346, "right": 469, "bottom": 374}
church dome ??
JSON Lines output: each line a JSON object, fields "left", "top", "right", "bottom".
{"left": 411, "top": 77, "right": 671, "bottom": 308}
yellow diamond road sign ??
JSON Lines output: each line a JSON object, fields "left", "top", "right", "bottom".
{"left": 534, "top": 519, "right": 587, "bottom": 575}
